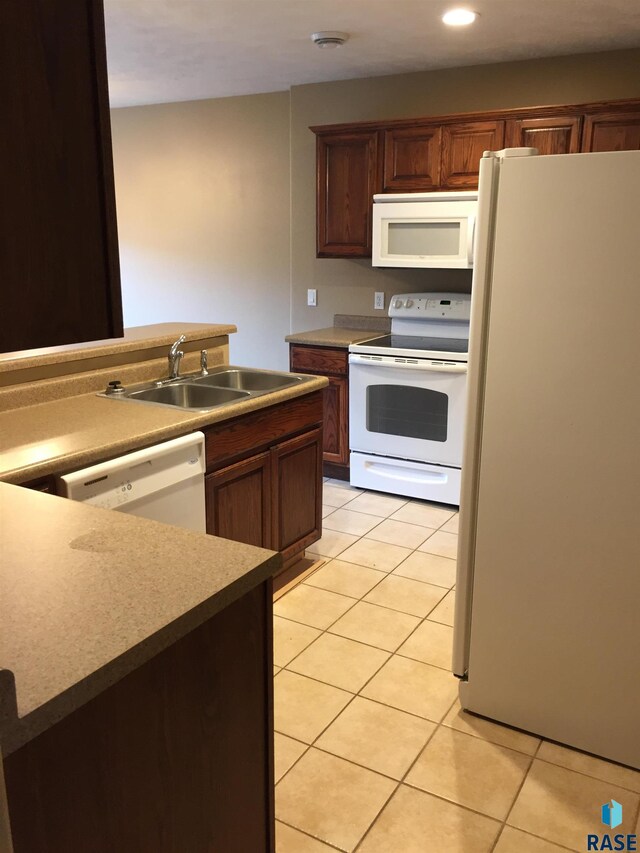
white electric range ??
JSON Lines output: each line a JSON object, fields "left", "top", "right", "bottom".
{"left": 348, "top": 292, "right": 471, "bottom": 505}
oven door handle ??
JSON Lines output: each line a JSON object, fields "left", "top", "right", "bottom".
{"left": 349, "top": 354, "right": 467, "bottom": 373}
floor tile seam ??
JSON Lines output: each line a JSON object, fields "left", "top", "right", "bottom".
{"left": 529, "top": 754, "right": 640, "bottom": 796}
{"left": 434, "top": 720, "right": 543, "bottom": 760}
{"left": 498, "top": 824, "right": 580, "bottom": 853}
{"left": 362, "top": 587, "right": 449, "bottom": 621}
{"left": 274, "top": 592, "right": 363, "bottom": 635}
{"left": 393, "top": 647, "right": 457, "bottom": 673}
{"left": 274, "top": 740, "right": 312, "bottom": 788}
{"left": 350, "top": 779, "right": 403, "bottom": 853}
{"left": 361, "top": 529, "right": 434, "bottom": 550}
{"left": 302, "top": 742, "right": 416, "bottom": 786}
{"left": 386, "top": 605, "right": 453, "bottom": 662}
{"left": 389, "top": 567, "right": 455, "bottom": 590}
{"left": 274, "top": 817, "right": 347, "bottom": 852}
{"left": 282, "top": 636, "right": 392, "bottom": 696}
{"left": 401, "top": 776, "right": 510, "bottom": 826}
{"left": 352, "top": 692, "right": 449, "bottom": 726}
{"left": 324, "top": 621, "right": 420, "bottom": 655}
{"left": 303, "top": 554, "right": 403, "bottom": 602}
{"left": 330, "top": 552, "right": 400, "bottom": 572}
{"left": 425, "top": 614, "right": 454, "bottom": 628}
{"left": 497, "top": 738, "right": 544, "bottom": 848}
{"left": 390, "top": 696, "right": 458, "bottom": 790}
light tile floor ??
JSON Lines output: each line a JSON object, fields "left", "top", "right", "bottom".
{"left": 273, "top": 480, "right": 640, "bottom": 852}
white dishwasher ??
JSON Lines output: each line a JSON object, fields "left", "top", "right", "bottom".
{"left": 57, "top": 432, "right": 206, "bottom": 532}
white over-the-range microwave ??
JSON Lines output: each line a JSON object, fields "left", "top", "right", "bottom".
{"left": 372, "top": 190, "right": 478, "bottom": 269}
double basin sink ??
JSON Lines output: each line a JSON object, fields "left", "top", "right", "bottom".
{"left": 101, "top": 367, "right": 308, "bottom": 412}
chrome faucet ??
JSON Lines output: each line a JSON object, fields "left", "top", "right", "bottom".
{"left": 167, "top": 334, "right": 186, "bottom": 380}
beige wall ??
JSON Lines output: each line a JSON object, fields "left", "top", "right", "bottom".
{"left": 111, "top": 92, "right": 291, "bottom": 370}
{"left": 110, "top": 48, "right": 640, "bottom": 368}
{"left": 291, "top": 48, "right": 640, "bottom": 331}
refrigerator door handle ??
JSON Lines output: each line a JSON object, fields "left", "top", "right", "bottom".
{"left": 452, "top": 154, "right": 500, "bottom": 679}
{"left": 467, "top": 215, "right": 476, "bottom": 267}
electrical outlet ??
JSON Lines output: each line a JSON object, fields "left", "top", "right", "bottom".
{"left": 307, "top": 288, "right": 317, "bottom": 307}
{"left": 374, "top": 292, "right": 385, "bottom": 310}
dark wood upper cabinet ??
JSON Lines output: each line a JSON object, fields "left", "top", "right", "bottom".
{"left": 315, "top": 129, "right": 382, "bottom": 258}
{"left": 1, "top": 0, "right": 122, "bottom": 353}
{"left": 581, "top": 111, "right": 640, "bottom": 152}
{"left": 505, "top": 116, "right": 581, "bottom": 154}
{"left": 440, "top": 120, "right": 505, "bottom": 189}
{"left": 383, "top": 125, "right": 441, "bottom": 191}
{"left": 312, "top": 99, "right": 640, "bottom": 260}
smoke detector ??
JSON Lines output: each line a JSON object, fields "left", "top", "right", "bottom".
{"left": 311, "top": 31, "right": 349, "bottom": 49}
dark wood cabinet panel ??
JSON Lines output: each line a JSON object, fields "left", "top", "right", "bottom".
{"left": 505, "top": 116, "right": 581, "bottom": 154}
{"left": 4, "top": 583, "right": 274, "bottom": 852}
{"left": 323, "top": 377, "right": 349, "bottom": 466}
{"left": 205, "top": 392, "right": 323, "bottom": 470}
{"left": 290, "top": 345, "right": 350, "bottom": 479}
{"left": 1, "top": 0, "right": 122, "bottom": 353}
{"left": 581, "top": 111, "right": 640, "bottom": 152}
{"left": 440, "top": 121, "right": 505, "bottom": 189}
{"left": 271, "top": 429, "right": 323, "bottom": 561}
{"left": 316, "top": 130, "right": 382, "bottom": 257}
{"left": 290, "top": 344, "right": 348, "bottom": 376}
{"left": 312, "top": 99, "right": 640, "bottom": 259}
{"left": 383, "top": 125, "right": 441, "bottom": 191}
{"left": 203, "top": 394, "right": 324, "bottom": 562}
{"left": 205, "top": 452, "right": 271, "bottom": 548}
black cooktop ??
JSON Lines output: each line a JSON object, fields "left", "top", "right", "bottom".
{"left": 362, "top": 334, "right": 469, "bottom": 353}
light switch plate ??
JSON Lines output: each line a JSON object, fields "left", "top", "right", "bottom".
{"left": 374, "top": 292, "right": 385, "bottom": 310}
{"left": 307, "top": 288, "right": 317, "bottom": 307}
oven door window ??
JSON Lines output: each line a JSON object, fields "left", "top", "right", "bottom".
{"left": 366, "top": 384, "right": 448, "bottom": 442}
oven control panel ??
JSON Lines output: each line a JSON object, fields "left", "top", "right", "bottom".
{"left": 389, "top": 292, "right": 471, "bottom": 321}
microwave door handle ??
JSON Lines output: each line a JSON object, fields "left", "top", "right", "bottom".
{"left": 467, "top": 215, "right": 476, "bottom": 266}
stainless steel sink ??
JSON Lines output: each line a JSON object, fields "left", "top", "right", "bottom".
{"left": 194, "top": 369, "right": 303, "bottom": 393}
{"left": 128, "top": 384, "right": 250, "bottom": 410}
{"left": 99, "top": 365, "right": 311, "bottom": 412}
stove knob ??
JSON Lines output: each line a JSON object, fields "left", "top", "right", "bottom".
{"left": 393, "top": 299, "right": 404, "bottom": 309}
{"left": 405, "top": 298, "right": 414, "bottom": 308}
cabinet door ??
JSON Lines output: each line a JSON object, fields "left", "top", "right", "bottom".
{"left": 271, "top": 429, "right": 323, "bottom": 561}
{"left": 505, "top": 116, "right": 581, "bottom": 155}
{"left": 323, "top": 377, "right": 349, "bottom": 466}
{"left": 1, "top": 0, "right": 122, "bottom": 352}
{"left": 205, "top": 452, "right": 271, "bottom": 548}
{"left": 581, "top": 111, "right": 640, "bottom": 152}
{"left": 383, "top": 125, "right": 441, "bottom": 191}
{"left": 316, "top": 130, "right": 382, "bottom": 258}
{"left": 440, "top": 121, "right": 505, "bottom": 189}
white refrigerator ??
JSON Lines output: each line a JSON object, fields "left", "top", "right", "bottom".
{"left": 453, "top": 147, "right": 640, "bottom": 769}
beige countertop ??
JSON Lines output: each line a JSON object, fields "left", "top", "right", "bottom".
{"left": 285, "top": 327, "right": 385, "bottom": 348}
{"left": 0, "top": 322, "right": 237, "bottom": 375}
{"left": 0, "top": 372, "right": 327, "bottom": 484}
{"left": 0, "top": 482, "right": 280, "bottom": 755}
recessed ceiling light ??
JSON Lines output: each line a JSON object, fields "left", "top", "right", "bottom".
{"left": 311, "top": 31, "right": 349, "bottom": 49}
{"left": 442, "top": 8, "right": 478, "bottom": 26}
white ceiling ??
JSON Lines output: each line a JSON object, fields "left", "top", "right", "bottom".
{"left": 105, "top": 0, "right": 640, "bottom": 108}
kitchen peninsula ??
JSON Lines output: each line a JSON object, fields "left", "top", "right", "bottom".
{"left": 0, "top": 324, "right": 327, "bottom": 852}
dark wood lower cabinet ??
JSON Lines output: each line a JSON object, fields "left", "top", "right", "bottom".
{"left": 206, "top": 451, "right": 272, "bottom": 548}
{"left": 204, "top": 392, "right": 324, "bottom": 563}
{"left": 271, "top": 429, "right": 323, "bottom": 562}
{"left": 3, "top": 581, "right": 275, "bottom": 853}
{"left": 290, "top": 345, "right": 350, "bottom": 480}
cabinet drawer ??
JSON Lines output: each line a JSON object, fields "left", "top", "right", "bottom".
{"left": 290, "top": 345, "right": 348, "bottom": 376}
